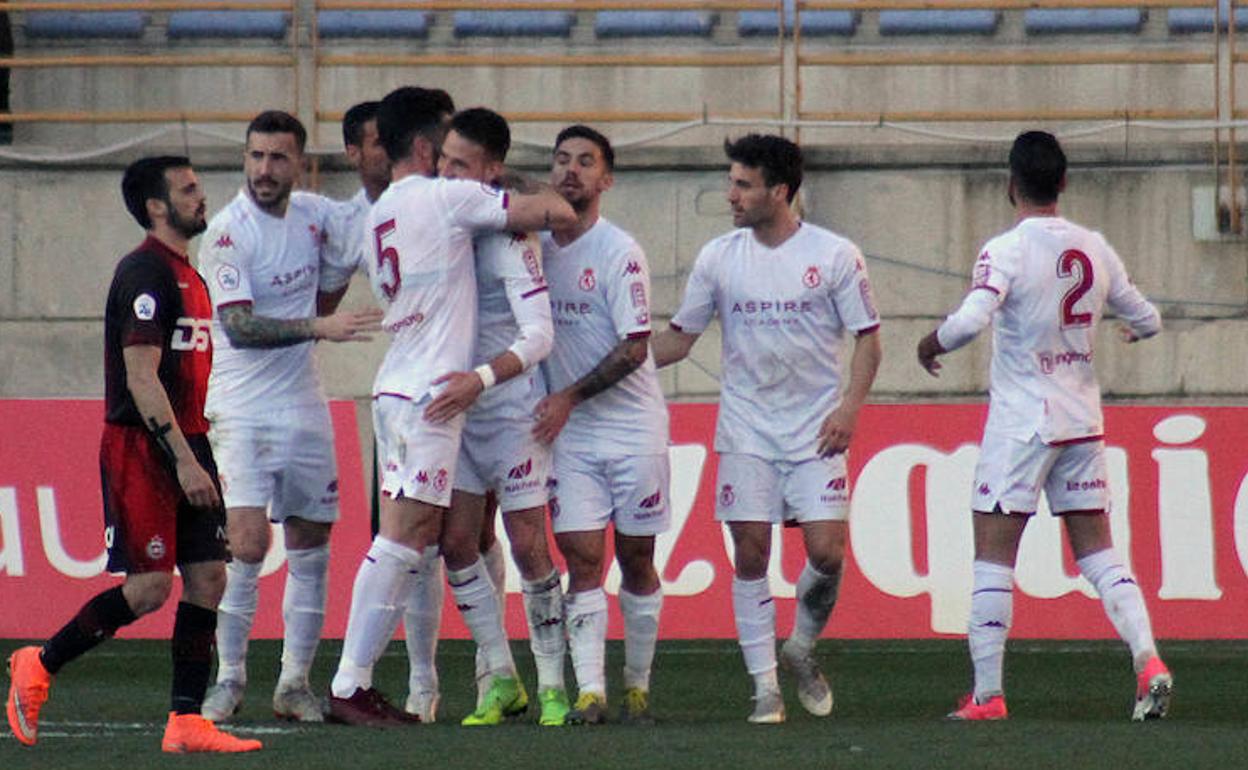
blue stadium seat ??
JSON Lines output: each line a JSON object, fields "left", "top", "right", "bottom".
{"left": 738, "top": 0, "right": 857, "bottom": 37}
{"left": 453, "top": 10, "right": 575, "bottom": 37}
{"left": 879, "top": 10, "right": 1000, "bottom": 36}
{"left": 167, "top": 11, "right": 290, "bottom": 40}
{"left": 24, "top": 12, "right": 148, "bottom": 39}
{"left": 595, "top": 11, "right": 715, "bottom": 38}
{"left": 317, "top": 11, "right": 431, "bottom": 39}
{"left": 1169, "top": 0, "right": 1248, "bottom": 33}
{"left": 1025, "top": 8, "right": 1145, "bottom": 35}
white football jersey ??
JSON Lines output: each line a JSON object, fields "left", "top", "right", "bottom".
{"left": 364, "top": 174, "right": 509, "bottom": 401}
{"left": 199, "top": 189, "right": 339, "bottom": 417}
{"left": 470, "top": 230, "right": 551, "bottom": 421}
{"left": 319, "top": 187, "right": 371, "bottom": 294}
{"left": 672, "top": 223, "right": 880, "bottom": 462}
{"left": 956, "top": 216, "right": 1161, "bottom": 444}
{"left": 541, "top": 218, "right": 669, "bottom": 455}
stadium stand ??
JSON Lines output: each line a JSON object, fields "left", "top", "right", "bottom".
{"left": 594, "top": 10, "right": 716, "bottom": 39}
{"left": 23, "top": 11, "right": 148, "bottom": 39}
{"left": 737, "top": 0, "right": 858, "bottom": 37}
{"left": 452, "top": 9, "right": 575, "bottom": 37}
{"left": 1168, "top": 0, "right": 1248, "bottom": 32}
{"left": 167, "top": 10, "right": 290, "bottom": 40}
{"left": 1023, "top": 8, "right": 1147, "bottom": 35}
{"left": 878, "top": 9, "right": 1002, "bottom": 36}
{"left": 317, "top": 10, "right": 432, "bottom": 39}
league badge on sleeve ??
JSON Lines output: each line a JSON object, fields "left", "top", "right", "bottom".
{"left": 216, "top": 263, "right": 241, "bottom": 292}
{"left": 133, "top": 293, "right": 157, "bottom": 321}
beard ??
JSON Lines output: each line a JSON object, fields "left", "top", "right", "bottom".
{"left": 169, "top": 204, "right": 207, "bottom": 239}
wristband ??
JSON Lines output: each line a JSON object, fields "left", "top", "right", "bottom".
{"left": 474, "top": 364, "right": 497, "bottom": 390}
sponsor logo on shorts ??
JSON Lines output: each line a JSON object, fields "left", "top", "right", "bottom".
{"left": 216, "top": 263, "right": 241, "bottom": 292}
{"left": 826, "top": 477, "right": 847, "bottom": 491}
{"left": 639, "top": 489, "right": 663, "bottom": 509}
{"left": 508, "top": 458, "right": 533, "bottom": 480}
{"left": 1066, "top": 478, "right": 1107, "bottom": 492}
{"left": 978, "top": 482, "right": 991, "bottom": 496}
{"left": 133, "top": 293, "right": 157, "bottom": 321}
{"left": 579, "top": 268, "right": 596, "bottom": 292}
{"left": 803, "top": 266, "right": 821, "bottom": 289}
{"left": 820, "top": 476, "right": 849, "bottom": 505}
{"left": 146, "top": 535, "right": 166, "bottom": 562}
{"left": 718, "top": 484, "right": 735, "bottom": 508}
{"left": 321, "top": 477, "right": 340, "bottom": 505}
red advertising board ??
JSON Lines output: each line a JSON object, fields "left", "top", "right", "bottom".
{"left": 2, "top": 400, "right": 1246, "bottom": 640}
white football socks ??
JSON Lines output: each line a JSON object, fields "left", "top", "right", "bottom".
{"left": 565, "top": 588, "right": 608, "bottom": 698}
{"left": 732, "top": 576, "right": 779, "bottom": 696}
{"left": 278, "top": 543, "right": 329, "bottom": 689}
{"left": 215, "top": 558, "right": 261, "bottom": 686}
{"left": 619, "top": 587, "right": 663, "bottom": 692}
{"left": 522, "top": 570, "right": 566, "bottom": 691}
{"left": 1077, "top": 548, "right": 1158, "bottom": 670}
{"left": 448, "top": 558, "right": 514, "bottom": 678}
{"left": 968, "top": 560, "right": 1014, "bottom": 702}
{"left": 404, "top": 555, "right": 443, "bottom": 697}
{"left": 476, "top": 538, "right": 509, "bottom": 694}
{"left": 331, "top": 537, "right": 428, "bottom": 698}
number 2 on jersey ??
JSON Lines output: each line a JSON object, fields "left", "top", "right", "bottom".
{"left": 1057, "top": 249, "right": 1093, "bottom": 328}
{"left": 374, "top": 218, "right": 400, "bottom": 301}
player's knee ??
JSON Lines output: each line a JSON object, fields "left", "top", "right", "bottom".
{"left": 806, "top": 550, "right": 844, "bottom": 577}
{"left": 230, "top": 540, "right": 268, "bottom": 565}
{"left": 440, "top": 529, "right": 479, "bottom": 571}
{"left": 124, "top": 573, "right": 174, "bottom": 616}
{"left": 183, "top": 565, "right": 228, "bottom": 608}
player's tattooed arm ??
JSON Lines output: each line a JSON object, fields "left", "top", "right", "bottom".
{"left": 219, "top": 304, "right": 383, "bottom": 348}
{"left": 219, "top": 303, "right": 316, "bottom": 349}
{"left": 571, "top": 335, "right": 648, "bottom": 403}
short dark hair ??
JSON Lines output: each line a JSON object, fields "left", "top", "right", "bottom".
{"left": 121, "top": 155, "right": 192, "bottom": 230}
{"left": 724, "top": 134, "right": 803, "bottom": 203}
{"left": 377, "top": 86, "right": 456, "bottom": 163}
{"left": 342, "top": 101, "right": 381, "bottom": 148}
{"left": 450, "top": 107, "right": 511, "bottom": 163}
{"left": 1009, "top": 131, "right": 1066, "bottom": 205}
{"left": 554, "top": 124, "right": 614, "bottom": 171}
{"left": 246, "top": 109, "right": 307, "bottom": 153}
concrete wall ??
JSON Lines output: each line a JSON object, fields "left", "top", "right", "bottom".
{"left": 2, "top": 145, "right": 1245, "bottom": 402}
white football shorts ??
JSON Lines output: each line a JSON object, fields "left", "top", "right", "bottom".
{"left": 972, "top": 431, "right": 1110, "bottom": 515}
{"left": 548, "top": 449, "right": 671, "bottom": 537}
{"left": 373, "top": 394, "right": 465, "bottom": 508}
{"left": 456, "top": 413, "right": 551, "bottom": 512}
{"left": 209, "top": 403, "right": 340, "bottom": 523}
{"left": 714, "top": 452, "right": 850, "bottom": 524}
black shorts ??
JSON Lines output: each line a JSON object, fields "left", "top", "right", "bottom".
{"left": 100, "top": 425, "right": 229, "bottom": 573}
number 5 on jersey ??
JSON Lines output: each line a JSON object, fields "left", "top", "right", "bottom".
{"left": 374, "top": 218, "right": 400, "bottom": 301}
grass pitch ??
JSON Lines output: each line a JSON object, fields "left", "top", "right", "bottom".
{"left": 2, "top": 638, "right": 1245, "bottom": 770}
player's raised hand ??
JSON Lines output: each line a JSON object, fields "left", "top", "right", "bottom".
{"left": 424, "top": 371, "right": 485, "bottom": 423}
{"left": 817, "top": 405, "right": 858, "bottom": 457}
{"left": 176, "top": 458, "right": 221, "bottom": 510}
{"left": 917, "top": 330, "right": 944, "bottom": 377}
{"left": 314, "top": 308, "right": 384, "bottom": 342}
{"left": 532, "top": 391, "right": 575, "bottom": 445}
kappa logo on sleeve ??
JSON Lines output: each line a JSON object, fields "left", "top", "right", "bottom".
{"left": 216, "top": 263, "right": 241, "bottom": 292}
{"left": 133, "top": 293, "right": 157, "bottom": 321}
{"left": 624, "top": 260, "right": 642, "bottom": 275}
{"left": 213, "top": 233, "right": 234, "bottom": 249}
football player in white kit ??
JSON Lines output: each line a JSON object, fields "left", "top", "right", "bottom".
{"left": 533, "top": 126, "right": 670, "bottom": 725}
{"left": 414, "top": 107, "right": 569, "bottom": 726}
{"left": 652, "top": 134, "right": 882, "bottom": 724}
{"left": 917, "top": 131, "right": 1171, "bottom": 721}
{"left": 197, "top": 111, "right": 383, "bottom": 723}
{"left": 326, "top": 87, "right": 576, "bottom": 726}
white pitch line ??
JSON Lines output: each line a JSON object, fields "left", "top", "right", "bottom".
{"left": 0, "top": 720, "right": 304, "bottom": 740}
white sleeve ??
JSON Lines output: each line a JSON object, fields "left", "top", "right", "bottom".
{"left": 606, "top": 241, "right": 653, "bottom": 340}
{"left": 198, "top": 215, "right": 255, "bottom": 310}
{"left": 1102, "top": 239, "right": 1161, "bottom": 340}
{"left": 670, "top": 245, "right": 717, "bottom": 334}
{"left": 440, "top": 178, "right": 509, "bottom": 232}
{"left": 828, "top": 243, "right": 881, "bottom": 334}
{"left": 319, "top": 197, "right": 366, "bottom": 293}
{"left": 498, "top": 233, "right": 553, "bottom": 369}
{"left": 936, "top": 287, "right": 1003, "bottom": 352}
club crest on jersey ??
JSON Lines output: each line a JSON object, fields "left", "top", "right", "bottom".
{"left": 213, "top": 233, "right": 234, "bottom": 250}
{"left": 216, "top": 263, "right": 241, "bottom": 292}
{"left": 146, "top": 535, "right": 166, "bottom": 561}
{"left": 803, "top": 266, "right": 821, "bottom": 289}
{"left": 133, "top": 293, "right": 157, "bottom": 321}
{"left": 579, "top": 268, "right": 596, "bottom": 291}
{"left": 719, "top": 484, "right": 736, "bottom": 508}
